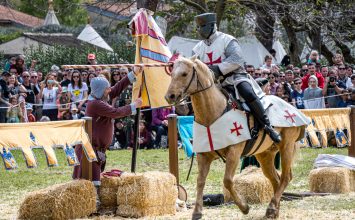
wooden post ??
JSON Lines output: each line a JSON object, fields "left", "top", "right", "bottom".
{"left": 82, "top": 117, "right": 93, "bottom": 180}
{"left": 349, "top": 106, "right": 355, "bottom": 157}
{"left": 131, "top": 108, "right": 140, "bottom": 173}
{"left": 168, "top": 114, "right": 179, "bottom": 185}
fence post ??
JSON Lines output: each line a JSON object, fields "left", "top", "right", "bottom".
{"left": 349, "top": 106, "right": 355, "bottom": 157}
{"left": 168, "top": 114, "right": 179, "bottom": 185}
{"left": 82, "top": 117, "right": 93, "bottom": 181}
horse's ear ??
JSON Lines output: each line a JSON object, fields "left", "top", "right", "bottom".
{"left": 190, "top": 54, "right": 198, "bottom": 62}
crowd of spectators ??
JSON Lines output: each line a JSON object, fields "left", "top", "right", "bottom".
{"left": 0, "top": 50, "right": 354, "bottom": 149}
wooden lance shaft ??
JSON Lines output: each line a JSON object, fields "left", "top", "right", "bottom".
{"left": 168, "top": 114, "right": 179, "bottom": 185}
{"left": 349, "top": 106, "right": 355, "bottom": 157}
{"left": 82, "top": 117, "right": 93, "bottom": 181}
{"left": 131, "top": 108, "right": 140, "bottom": 173}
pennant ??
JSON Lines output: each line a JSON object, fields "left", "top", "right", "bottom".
{"left": 0, "top": 147, "right": 17, "bottom": 170}
{"left": 21, "top": 147, "right": 37, "bottom": 168}
{"left": 64, "top": 143, "right": 79, "bottom": 166}
{"left": 130, "top": 8, "right": 172, "bottom": 108}
{"left": 80, "top": 144, "right": 97, "bottom": 162}
{"left": 335, "top": 129, "right": 349, "bottom": 148}
{"left": 43, "top": 146, "right": 58, "bottom": 167}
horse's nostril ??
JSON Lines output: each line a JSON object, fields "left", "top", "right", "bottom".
{"left": 169, "top": 94, "right": 176, "bottom": 99}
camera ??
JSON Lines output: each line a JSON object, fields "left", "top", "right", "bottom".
{"left": 329, "top": 76, "right": 335, "bottom": 82}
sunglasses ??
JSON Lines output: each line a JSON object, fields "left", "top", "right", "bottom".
{"left": 82, "top": 74, "right": 88, "bottom": 76}
{"left": 302, "top": 69, "right": 308, "bottom": 72}
{"left": 339, "top": 68, "right": 346, "bottom": 70}
{"left": 247, "top": 71, "right": 254, "bottom": 73}
{"left": 31, "top": 76, "right": 37, "bottom": 78}
{"left": 73, "top": 75, "right": 80, "bottom": 78}
{"left": 113, "top": 74, "right": 120, "bottom": 76}
{"left": 280, "top": 76, "right": 286, "bottom": 78}
{"left": 23, "top": 75, "right": 30, "bottom": 78}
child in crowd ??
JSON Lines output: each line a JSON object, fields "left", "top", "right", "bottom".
{"left": 26, "top": 103, "right": 36, "bottom": 122}
{"left": 6, "top": 96, "right": 23, "bottom": 123}
{"left": 129, "top": 120, "right": 151, "bottom": 150}
{"left": 291, "top": 78, "right": 305, "bottom": 109}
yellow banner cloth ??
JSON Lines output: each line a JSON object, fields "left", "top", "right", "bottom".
{"left": 0, "top": 120, "right": 96, "bottom": 168}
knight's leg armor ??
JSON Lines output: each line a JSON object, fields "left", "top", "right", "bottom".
{"left": 236, "top": 82, "right": 282, "bottom": 143}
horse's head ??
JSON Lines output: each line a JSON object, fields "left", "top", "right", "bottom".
{"left": 165, "top": 55, "right": 213, "bottom": 105}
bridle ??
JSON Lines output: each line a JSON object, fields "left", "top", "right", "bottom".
{"left": 180, "top": 65, "right": 213, "bottom": 101}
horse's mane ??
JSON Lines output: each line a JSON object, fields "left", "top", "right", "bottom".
{"left": 193, "top": 58, "right": 215, "bottom": 81}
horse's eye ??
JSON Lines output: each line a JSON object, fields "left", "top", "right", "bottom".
{"left": 182, "top": 73, "right": 187, "bottom": 77}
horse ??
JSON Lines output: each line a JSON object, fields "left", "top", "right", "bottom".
{"left": 165, "top": 56, "right": 306, "bottom": 219}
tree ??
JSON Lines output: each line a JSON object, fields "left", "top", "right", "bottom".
{"left": 16, "top": 0, "right": 88, "bottom": 27}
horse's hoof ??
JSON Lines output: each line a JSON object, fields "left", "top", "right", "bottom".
{"left": 265, "top": 207, "right": 279, "bottom": 219}
{"left": 241, "top": 204, "right": 250, "bottom": 215}
{"left": 192, "top": 213, "right": 202, "bottom": 220}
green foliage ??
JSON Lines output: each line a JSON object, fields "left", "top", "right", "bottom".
{"left": 0, "top": 31, "right": 22, "bottom": 44}
{"left": 16, "top": 0, "right": 88, "bottom": 27}
{"left": 24, "top": 40, "right": 135, "bottom": 73}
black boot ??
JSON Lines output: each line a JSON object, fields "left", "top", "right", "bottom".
{"left": 247, "top": 99, "right": 282, "bottom": 143}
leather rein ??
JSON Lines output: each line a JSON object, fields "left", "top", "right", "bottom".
{"left": 182, "top": 65, "right": 214, "bottom": 98}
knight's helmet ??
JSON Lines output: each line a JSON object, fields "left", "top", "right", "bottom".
{"left": 137, "top": 0, "right": 159, "bottom": 12}
{"left": 195, "top": 13, "right": 217, "bottom": 39}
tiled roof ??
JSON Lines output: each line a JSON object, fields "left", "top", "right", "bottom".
{"left": 0, "top": 5, "right": 44, "bottom": 28}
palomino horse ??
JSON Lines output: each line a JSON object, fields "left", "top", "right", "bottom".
{"left": 165, "top": 56, "right": 305, "bottom": 219}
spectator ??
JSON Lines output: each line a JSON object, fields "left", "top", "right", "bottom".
{"left": 57, "top": 87, "right": 71, "bottom": 120}
{"left": 322, "top": 69, "right": 343, "bottom": 108}
{"left": 81, "top": 70, "right": 88, "bottom": 83}
{"left": 129, "top": 120, "right": 152, "bottom": 149}
{"left": 276, "top": 83, "right": 290, "bottom": 102}
{"left": 268, "top": 72, "right": 278, "bottom": 95}
{"left": 26, "top": 103, "right": 36, "bottom": 122}
{"left": 7, "top": 74, "right": 26, "bottom": 98}
{"left": 291, "top": 78, "right": 305, "bottom": 109}
{"left": 4, "top": 57, "right": 16, "bottom": 72}
{"left": 50, "top": 71, "right": 59, "bottom": 82}
{"left": 37, "top": 71, "right": 43, "bottom": 82}
{"left": 60, "top": 69, "right": 72, "bottom": 87}
{"left": 337, "top": 89, "right": 352, "bottom": 107}
{"left": 346, "top": 65, "right": 353, "bottom": 78}
{"left": 256, "top": 78, "right": 271, "bottom": 95}
{"left": 332, "top": 52, "right": 344, "bottom": 66}
{"left": 70, "top": 103, "right": 84, "bottom": 120}
{"left": 285, "top": 70, "right": 294, "bottom": 88}
{"left": 281, "top": 54, "right": 291, "bottom": 67}
{"left": 68, "top": 70, "right": 88, "bottom": 111}
{"left": 300, "top": 64, "right": 308, "bottom": 77}
{"left": 321, "top": 66, "right": 328, "bottom": 78}
{"left": 14, "top": 55, "right": 26, "bottom": 76}
{"left": 337, "top": 64, "right": 352, "bottom": 89}
{"left": 261, "top": 55, "right": 277, "bottom": 70}
{"left": 0, "top": 71, "right": 11, "bottom": 123}
{"left": 261, "top": 69, "right": 270, "bottom": 79}
{"left": 86, "top": 71, "right": 97, "bottom": 94}
{"left": 349, "top": 74, "right": 355, "bottom": 89}
{"left": 151, "top": 107, "right": 171, "bottom": 149}
{"left": 30, "top": 71, "right": 40, "bottom": 91}
{"left": 301, "top": 62, "right": 324, "bottom": 90}
{"left": 114, "top": 119, "right": 128, "bottom": 149}
{"left": 6, "top": 96, "right": 23, "bottom": 123}
{"left": 246, "top": 65, "right": 255, "bottom": 78}
{"left": 293, "top": 67, "right": 301, "bottom": 78}
{"left": 39, "top": 75, "right": 61, "bottom": 121}
{"left": 254, "top": 68, "right": 262, "bottom": 79}
{"left": 99, "top": 69, "right": 111, "bottom": 84}
{"left": 278, "top": 72, "right": 286, "bottom": 83}
{"left": 22, "top": 71, "right": 39, "bottom": 105}
{"left": 307, "top": 50, "right": 320, "bottom": 64}
{"left": 304, "top": 75, "right": 325, "bottom": 109}
{"left": 87, "top": 53, "right": 97, "bottom": 65}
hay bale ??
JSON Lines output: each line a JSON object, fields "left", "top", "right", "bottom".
{"left": 223, "top": 166, "right": 273, "bottom": 204}
{"left": 18, "top": 180, "right": 96, "bottom": 220}
{"left": 116, "top": 171, "right": 178, "bottom": 218}
{"left": 309, "top": 167, "right": 355, "bottom": 193}
{"left": 99, "top": 175, "right": 123, "bottom": 209}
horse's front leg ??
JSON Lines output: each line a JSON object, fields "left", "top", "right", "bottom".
{"left": 192, "top": 153, "right": 213, "bottom": 220}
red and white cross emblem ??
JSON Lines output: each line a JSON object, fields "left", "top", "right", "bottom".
{"left": 205, "top": 52, "right": 222, "bottom": 65}
{"left": 230, "top": 122, "right": 243, "bottom": 136}
{"left": 284, "top": 110, "right": 297, "bottom": 123}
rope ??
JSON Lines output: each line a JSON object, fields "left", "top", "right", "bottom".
{"left": 61, "top": 63, "right": 173, "bottom": 70}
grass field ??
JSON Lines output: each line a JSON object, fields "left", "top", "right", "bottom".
{"left": 0, "top": 147, "right": 354, "bottom": 219}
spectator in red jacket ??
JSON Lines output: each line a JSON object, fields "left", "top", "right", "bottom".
{"left": 301, "top": 62, "right": 324, "bottom": 90}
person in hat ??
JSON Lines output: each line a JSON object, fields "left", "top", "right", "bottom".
{"left": 192, "top": 13, "right": 281, "bottom": 142}
{"left": 57, "top": 86, "right": 71, "bottom": 120}
{"left": 72, "top": 67, "right": 143, "bottom": 206}
{"left": 87, "top": 53, "right": 97, "bottom": 65}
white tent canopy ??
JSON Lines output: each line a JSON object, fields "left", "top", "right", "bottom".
{"left": 168, "top": 35, "right": 272, "bottom": 67}
{"left": 77, "top": 24, "right": 113, "bottom": 52}
{"left": 44, "top": 9, "right": 60, "bottom": 26}
{"left": 272, "top": 40, "right": 287, "bottom": 64}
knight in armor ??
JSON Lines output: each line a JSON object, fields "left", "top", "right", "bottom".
{"left": 192, "top": 13, "right": 281, "bottom": 143}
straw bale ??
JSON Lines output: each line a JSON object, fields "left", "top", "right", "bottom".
{"left": 309, "top": 167, "right": 355, "bottom": 193}
{"left": 18, "top": 180, "right": 96, "bottom": 220}
{"left": 99, "top": 176, "right": 122, "bottom": 209}
{"left": 223, "top": 167, "right": 273, "bottom": 204}
{"left": 116, "top": 171, "right": 178, "bottom": 218}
